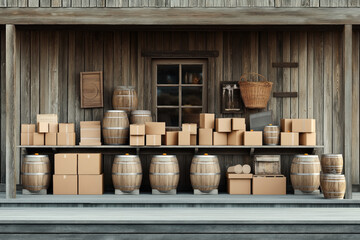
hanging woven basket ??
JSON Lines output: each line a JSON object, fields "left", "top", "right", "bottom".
{"left": 238, "top": 72, "right": 273, "bottom": 109}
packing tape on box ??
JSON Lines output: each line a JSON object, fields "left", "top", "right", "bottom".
{"left": 302, "top": 120, "right": 305, "bottom": 132}
{"left": 66, "top": 134, "right": 69, "bottom": 145}
{"left": 291, "top": 133, "right": 295, "bottom": 145}
{"left": 27, "top": 133, "right": 30, "bottom": 145}
{"left": 81, "top": 127, "right": 100, "bottom": 131}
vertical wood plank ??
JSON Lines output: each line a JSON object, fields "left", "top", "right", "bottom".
{"left": 48, "top": 31, "right": 60, "bottom": 116}
{"left": 225, "top": 0, "right": 236, "bottom": 7}
{"left": 72, "top": 0, "right": 82, "bottom": 7}
{"left": 30, "top": 31, "right": 40, "bottom": 124}
{"left": 352, "top": 30, "right": 359, "bottom": 184}
{"left": 215, "top": 31, "right": 223, "bottom": 116}
{"left": 121, "top": 32, "right": 131, "bottom": 86}
{"left": 267, "top": 32, "right": 279, "bottom": 124}
{"left": 68, "top": 31, "right": 76, "bottom": 124}
{"left": 307, "top": 32, "right": 314, "bottom": 119}
{"left": 113, "top": 31, "right": 122, "bottom": 92}
{"left": 28, "top": 0, "right": 39, "bottom": 6}
{"left": 18, "top": 0, "right": 28, "bottom": 7}
{"left": 40, "top": 0, "right": 50, "bottom": 7}
{"left": 349, "top": 0, "right": 360, "bottom": 7}
{"left": 0, "top": 0, "right": 6, "bottom": 7}
{"left": 82, "top": 0, "right": 90, "bottom": 7}
{"left": 84, "top": 32, "right": 93, "bottom": 121}
{"left": 206, "top": 32, "right": 216, "bottom": 114}
{"left": 0, "top": 30, "right": 6, "bottom": 183}
{"left": 250, "top": 32, "right": 259, "bottom": 74}
{"left": 97, "top": 0, "right": 105, "bottom": 7}
{"left": 298, "top": 32, "right": 307, "bottom": 119}
{"left": 282, "top": 32, "right": 291, "bottom": 119}
{"left": 130, "top": 32, "right": 138, "bottom": 89}
{"left": 62, "top": 0, "right": 71, "bottom": 7}
{"left": 137, "top": 32, "right": 145, "bottom": 110}
{"left": 320, "top": 0, "right": 348, "bottom": 7}
{"left": 15, "top": 30, "right": 20, "bottom": 184}
{"left": 92, "top": 32, "right": 104, "bottom": 122}
{"left": 7, "top": 0, "right": 18, "bottom": 7}
{"left": 290, "top": 32, "right": 299, "bottom": 119}
{"left": 39, "top": 31, "right": 49, "bottom": 113}
{"left": 222, "top": 32, "right": 232, "bottom": 82}
{"left": 20, "top": 30, "right": 31, "bottom": 128}
{"left": 59, "top": 31, "right": 69, "bottom": 123}
{"left": 75, "top": 31, "right": 85, "bottom": 140}
{"left": 51, "top": 0, "right": 62, "bottom": 7}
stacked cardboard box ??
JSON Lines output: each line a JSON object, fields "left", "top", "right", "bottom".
{"left": 58, "top": 123, "right": 76, "bottom": 146}
{"left": 252, "top": 175, "right": 286, "bottom": 195}
{"left": 164, "top": 131, "right": 178, "bottom": 145}
{"left": 53, "top": 154, "right": 78, "bottom": 195}
{"left": 145, "top": 122, "right": 165, "bottom": 146}
{"left": 79, "top": 121, "right": 101, "bottom": 146}
{"left": 228, "top": 118, "right": 245, "bottom": 146}
{"left": 21, "top": 124, "right": 35, "bottom": 145}
{"left": 78, "top": 153, "right": 103, "bottom": 195}
{"left": 130, "top": 124, "right": 145, "bottom": 146}
{"left": 280, "top": 119, "right": 316, "bottom": 146}
{"left": 199, "top": 113, "right": 214, "bottom": 145}
{"left": 179, "top": 123, "right": 197, "bottom": 146}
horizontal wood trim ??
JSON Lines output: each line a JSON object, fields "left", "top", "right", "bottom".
{"left": 272, "top": 62, "right": 299, "bottom": 68}
{"left": 273, "top": 92, "right": 298, "bottom": 98}
{"left": 142, "top": 50, "right": 219, "bottom": 58}
{"left": 0, "top": 8, "right": 360, "bottom": 25}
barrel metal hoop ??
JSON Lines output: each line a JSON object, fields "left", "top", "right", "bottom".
{"left": 22, "top": 185, "right": 48, "bottom": 188}
{"left": 103, "top": 137, "right": 128, "bottom": 139}
{"left": 114, "top": 185, "right": 141, "bottom": 188}
{"left": 23, "top": 162, "right": 49, "bottom": 165}
{"left": 192, "top": 185, "right": 219, "bottom": 188}
{"left": 151, "top": 185, "right": 177, "bottom": 188}
{"left": 292, "top": 162, "right": 320, "bottom": 165}
{"left": 190, "top": 173, "right": 221, "bottom": 176}
{"left": 103, "top": 127, "right": 129, "bottom": 130}
{"left": 113, "top": 162, "right": 140, "bottom": 165}
{"left": 324, "top": 191, "right": 345, "bottom": 194}
{"left": 112, "top": 173, "right": 142, "bottom": 176}
{"left": 149, "top": 172, "right": 179, "bottom": 176}
{"left": 24, "top": 155, "right": 48, "bottom": 158}
{"left": 291, "top": 173, "right": 320, "bottom": 176}
{"left": 191, "top": 162, "right": 219, "bottom": 165}
{"left": 22, "top": 172, "right": 50, "bottom": 176}
{"left": 150, "top": 162, "right": 177, "bottom": 165}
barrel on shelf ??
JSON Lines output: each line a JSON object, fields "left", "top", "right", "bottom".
{"left": 321, "top": 154, "right": 343, "bottom": 174}
{"left": 21, "top": 155, "right": 50, "bottom": 192}
{"left": 290, "top": 154, "right": 321, "bottom": 193}
{"left": 263, "top": 125, "right": 280, "bottom": 145}
{"left": 130, "top": 110, "right": 153, "bottom": 124}
{"left": 320, "top": 174, "right": 346, "bottom": 199}
{"left": 190, "top": 154, "right": 221, "bottom": 193}
{"left": 102, "top": 110, "right": 129, "bottom": 145}
{"left": 112, "top": 86, "right": 138, "bottom": 112}
{"left": 149, "top": 154, "right": 179, "bottom": 193}
{"left": 112, "top": 154, "right": 142, "bottom": 193}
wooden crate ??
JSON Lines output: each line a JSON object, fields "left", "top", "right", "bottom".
{"left": 80, "top": 71, "right": 104, "bottom": 108}
{"left": 253, "top": 155, "right": 281, "bottom": 175}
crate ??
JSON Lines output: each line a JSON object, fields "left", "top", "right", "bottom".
{"left": 253, "top": 155, "right": 281, "bottom": 175}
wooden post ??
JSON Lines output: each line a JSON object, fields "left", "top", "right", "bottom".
{"left": 343, "top": 24, "right": 353, "bottom": 199}
{"left": 5, "top": 24, "right": 17, "bottom": 199}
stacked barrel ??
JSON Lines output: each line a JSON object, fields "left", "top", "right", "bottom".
{"left": 320, "top": 154, "right": 346, "bottom": 199}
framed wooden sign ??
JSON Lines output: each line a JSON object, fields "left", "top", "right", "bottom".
{"left": 80, "top": 71, "right": 104, "bottom": 108}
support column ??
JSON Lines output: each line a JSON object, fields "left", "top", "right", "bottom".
{"left": 343, "top": 24, "right": 353, "bottom": 199}
{"left": 5, "top": 24, "right": 17, "bottom": 199}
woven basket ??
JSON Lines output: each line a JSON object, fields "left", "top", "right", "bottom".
{"left": 238, "top": 73, "right": 273, "bottom": 109}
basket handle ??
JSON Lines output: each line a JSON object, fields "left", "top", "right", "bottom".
{"left": 239, "top": 72, "right": 268, "bottom": 82}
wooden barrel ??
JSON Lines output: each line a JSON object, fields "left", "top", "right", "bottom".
{"left": 320, "top": 174, "right": 346, "bottom": 199}
{"left": 290, "top": 154, "right": 321, "bottom": 193}
{"left": 112, "top": 86, "right": 138, "bottom": 112}
{"left": 21, "top": 155, "right": 50, "bottom": 192}
{"left": 321, "top": 154, "right": 343, "bottom": 174}
{"left": 112, "top": 154, "right": 142, "bottom": 193}
{"left": 149, "top": 154, "right": 179, "bottom": 193}
{"left": 190, "top": 154, "right": 220, "bottom": 193}
{"left": 263, "top": 125, "right": 280, "bottom": 145}
{"left": 102, "top": 110, "right": 129, "bottom": 145}
{"left": 130, "top": 110, "right": 152, "bottom": 124}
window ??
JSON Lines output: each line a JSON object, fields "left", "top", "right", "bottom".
{"left": 152, "top": 59, "right": 207, "bottom": 129}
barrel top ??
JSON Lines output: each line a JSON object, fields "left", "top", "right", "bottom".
{"left": 193, "top": 155, "right": 218, "bottom": 158}
{"left": 322, "top": 154, "right": 343, "bottom": 157}
{"left": 131, "top": 110, "right": 151, "bottom": 115}
{"left": 106, "top": 110, "right": 127, "bottom": 113}
{"left": 25, "top": 155, "right": 48, "bottom": 158}
{"left": 115, "top": 86, "right": 136, "bottom": 90}
{"left": 264, "top": 125, "right": 279, "bottom": 128}
{"left": 152, "top": 155, "right": 177, "bottom": 158}
{"left": 115, "top": 155, "right": 139, "bottom": 158}
{"left": 294, "top": 154, "right": 319, "bottom": 158}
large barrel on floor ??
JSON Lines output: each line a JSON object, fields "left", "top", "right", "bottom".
{"left": 263, "top": 125, "right": 280, "bottom": 145}
{"left": 320, "top": 174, "right": 346, "bottom": 199}
{"left": 291, "top": 154, "right": 321, "bottom": 193}
{"left": 102, "top": 110, "right": 129, "bottom": 145}
{"left": 112, "top": 86, "right": 138, "bottom": 112}
{"left": 21, "top": 155, "right": 50, "bottom": 192}
{"left": 130, "top": 110, "right": 153, "bottom": 124}
{"left": 112, "top": 154, "right": 142, "bottom": 193}
{"left": 190, "top": 154, "right": 220, "bottom": 193}
{"left": 149, "top": 155, "right": 179, "bottom": 193}
{"left": 321, "top": 154, "right": 343, "bottom": 174}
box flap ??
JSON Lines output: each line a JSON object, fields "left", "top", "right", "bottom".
{"left": 227, "top": 173, "right": 253, "bottom": 179}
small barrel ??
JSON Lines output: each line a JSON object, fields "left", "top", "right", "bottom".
{"left": 290, "top": 154, "right": 321, "bottom": 193}
{"left": 320, "top": 174, "right": 346, "bottom": 199}
{"left": 321, "top": 154, "right": 343, "bottom": 174}
{"left": 149, "top": 155, "right": 179, "bottom": 193}
{"left": 21, "top": 155, "right": 50, "bottom": 192}
{"left": 102, "top": 110, "right": 129, "bottom": 145}
{"left": 190, "top": 154, "right": 220, "bottom": 193}
{"left": 263, "top": 125, "right": 280, "bottom": 145}
{"left": 130, "top": 110, "right": 153, "bottom": 124}
{"left": 112, "top": 154, "right": 142, "bottom": 193}
{"left": 112, "top": 86, "right": 138, "bottom": 112}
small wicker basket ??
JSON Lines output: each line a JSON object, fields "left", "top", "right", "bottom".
{"left": 238, "top": 73, "right": 273, "bottom": 109}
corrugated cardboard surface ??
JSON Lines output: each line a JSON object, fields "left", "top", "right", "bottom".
{"left": 244, "top": 131, "right": 263, "bottom": 146}
{"left": 215, "top": 118, "right": 231, "bottom": 133}
{"left": 130, "top": 124, "right": 145, "bottom": 135}
{"left": 213, "top": 132, "right": 228, "bottom": 145}
{"left": 300, "top": 132, "right": 316, "bottom": 145}
{"left": 280, "top": 132, "right": 299, "bottom": 146}
{"left": 199, "top": 113, "right": 215, "bottom": 129}
{"left": 55, "top": 154, "right": 78, "bottom": 175}
{"left": 130, "top": 135, "right": 145, "bottom": 146}
{"left": 21, "top": 133, "right": 34, "bottom": 145}
{"left": 232, "top": 118, "right": 246, "bottom": 131}
{"left": 228, "top": 130, "right": 244, "bottom": 145}
{"left": 199, "top": 128, "right": 213, "bottom": 145}
{"left": 78, "top": 174, "right": 103, "bottom": 195}
{"left": 59, "top": 123, "right": 75, "bottom": 133}
{"left": 182, "top": 123, "right": 197, "bottom": 134}
{"left": 21, "top": 124, "right": 35, "bottom": 133}
{"left": 178, "top": 131, "right": 190, "bottom": 145}
{"left": 252, "top": 175, "right": 286, "bottom": 195}
{"left": 53, "top": 175, "right": 78, "bottom": 195}
{"left": 78, "top": 153, "right": 102, "bottom": 174}
{"left": 227, "top": 173, "right": 253, "bottom": 195}
{"left": 45, "top": 133, "right": 57, "bottom": 146}
{"left": 292, "top": 119, "right": 316, "bottom": 133}
{"left": 145, "top": 122, "right": 165, "bottom": 135}
{"left": 146, "top": 134, "right": 161, "bottom": 146}
{"left": 57, "top": 132, "right": 76, "bottom": 146}
{"left": 165, "top": 131, "right": 178, "bottom": 145}
{"left": 33, "top": 133, "right": 45, "bottom": 145}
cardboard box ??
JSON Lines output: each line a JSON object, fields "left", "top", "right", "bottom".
{"left": 78, "top": 174, "right": 103, "bottom": 195}
{"left": 130, "top": 124, "right": 145, "bottom": 136}
{"left": 59, "top": 123, "right": 75, "bottom": 133}
{"left": 79, "top": 141, "right": 102, "bottom": 146}
{"left": 48, "top": 123, "right": 59, "bottom": 133}
{"left": 280, "top": 132, "right": 299, "bottom": 146}
{"left": 227, "top": 173, "right": 253, "bottom": 195}
{"left": 37, "top": 122, "right": 49, "bottom": 133}
{"left": 228, "top": 130, "right": 244, "bottom": 146}
{"left": 21, "top": 133, "right": 34, "bottom": 145}
{"left": 130, "top": 135, "right": 145, "bottom": 146}
{"left": 292, "top": 119, "right": 316, "bottom": 133}
{"left": 178, "top": 131, "right": 190, "bottom": 146}
{"left": 21, "top": 124, "right": 35, "bottom": 133}
{"left": 37, "top": 114, "right": 58, "bottom": 124}
{"left": 57, "top": 132, "right": 76, "bottom": 146}
{"left": 80, "top": 121, "right": 100, "bottom": 128}
{"left": 299, "top": 132, "right": 316, "bottom": 146}
{"left": 54, "top": 154, "right": 78, "bottom": 174}
{"left": 145, "top": 122, "right": 166, "bottom": 135}
{"left": 165, "top": 131, "right": 178, "bottom": 145}
{"left": 281, "top": 119, "right": 292, "bottom": 132}
{"left": 199, "top": 113, "right": 215, "bottom": 129}
{"left": 244, "top": 131, "right": 263, "bottom": 146}
{"left": 146, "top": 134, "right": 161, "bottom": 146}
{"left": 78, "top": 153, "right": 102, "bottom": 175}
{"left": 232, "top": 118, "right": 246, "bottom": 131}
{"left": 199, "top": 128, "right": 213, "bottom": 145}
{"left": 53, "top": 175, "right": 78, "bottom": 195}
{"left": 252, "top": 175, "right": 286, "bottom": 195}
{"left": 182, "top": 123, "right": 197, "bottom": 135}
{"left": 45, "top": 133, "right": 57, "bottom": 146}
{"left": 33, "top": 133, "right": 44, "bottom": 145}
{"left": 215, "top": 118, "right": 232, "bottom": 133}
{"left": 80, "top": 122, "right": 101, "bottom": 145}
{"left": 213, "top": 132, "right": 228, "bottom": 145}
{"left": 190, "top": 134, "right": 197, "bottom": 145}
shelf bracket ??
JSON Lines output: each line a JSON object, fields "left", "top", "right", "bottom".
{"left": 136, "top": 148, "right": 140, "bottom": 155}
{"left": 250, "top": 148, "right": 255, "bottom": 156}
{"left": 194, "top": 147, "right": 198, "bottom": 154}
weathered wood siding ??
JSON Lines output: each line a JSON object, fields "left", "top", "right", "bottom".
{"left": 0, "top": 29, "right": 358, "bottom": 191}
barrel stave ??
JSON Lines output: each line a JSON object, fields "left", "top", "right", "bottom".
{"left": 21, "top": 155, "right": 50, "bottom": 192}
{"left": 112, "top": 155, "right": 142, "bottom": 193}
{"left": 190, "top": 155, "right": 220, "bottom": 193}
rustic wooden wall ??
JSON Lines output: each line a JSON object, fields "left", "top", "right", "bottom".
{"left": 0, "top": 28, "right": 358, "bottom": 192}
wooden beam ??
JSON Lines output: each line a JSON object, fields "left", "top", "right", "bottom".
{"left": 343, "top": 25, "right": 352, "bottom": 199}
{"left": 141, "top": 50, "right": 219, "bottom": 58}
{"left": 5, "top": 24, "right": 17, "bottom": 199}
{"left": 1, "top": 8, "right": 360, "bottom": 25}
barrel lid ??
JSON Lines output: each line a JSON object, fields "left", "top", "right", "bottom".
{"left": 115, "top": 86, "right": 135, "bottom": 90}
{"left": 115, "top": 154, "right": 139, "bottom": 158}
{"left": 265, "top": 125, "right": 279, "bottom": 128}
{"left": 106, "top": 110, "right": 127, "bottom": 113}
{"left": 193, "top": 154, "right": 218, "bottom": 158}
{"left": 294, "top": 154, "right": 319, "bottom": 158}
{"left": 25, "top": 155, "right": 48, "bottom": 158}
{"left": 131, "top": 110, "right": 151, "bottom": 115}
{"left": 322, "top": 154, "right": 342, "bottom": 157}
{"left": 152, "top": 155, "right": 176, "bottom": 158}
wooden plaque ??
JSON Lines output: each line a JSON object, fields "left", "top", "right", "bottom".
{"left": 80, "top": 71, "right": 104, "bottom": 108}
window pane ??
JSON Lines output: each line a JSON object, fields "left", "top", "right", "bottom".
{"left": 157, "top": 87, "right": 179, "bottom": 106}
{"left": 158, "top": 108, "right": 179, "bottom": 127}
{"left": 182, "top": 108, "right": 201, "bottom": 125}
{"left": 157, "top": 65, "right": 179, "bottom": 84}
{"left": 182, "top": 65, "right": 203, "bottom": 84}
{"left": 182, "top": 86, "right": 202, "bottom": 106}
